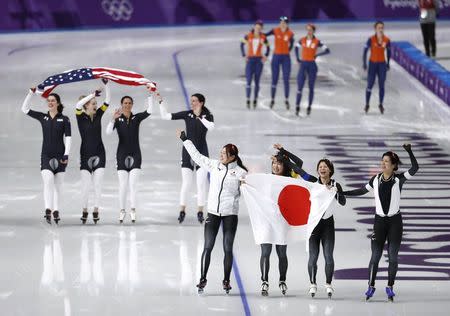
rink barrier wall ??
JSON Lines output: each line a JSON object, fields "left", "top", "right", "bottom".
{"left": 392, "top": 41, "right": 450, "bottom": 106}
{"left": 1, "top": 0, "right": 450, "bottom": 32}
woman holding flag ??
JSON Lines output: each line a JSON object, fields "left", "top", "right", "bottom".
{"left": 75, "top": 79, "right": 110, "bottom": 224}
{"left": 257, "top": 150, "right": 296, "bottom": 296}
{"left": 21, "top": 88, "right": 71, "bottom": 224}
{"left": 176, "top": 129, "right": 247, "bottom": 294}
{"left": 275, "top": 144, "right": 346, "bottom": 298}
{"left": 106, "top": 87, "right": 155, "bottom": 224}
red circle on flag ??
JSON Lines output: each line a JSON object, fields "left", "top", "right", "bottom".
{"left": 277, "top": 185, "right": 311, "bottom": 226}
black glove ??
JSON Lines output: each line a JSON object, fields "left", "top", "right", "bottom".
{"left": 403, "top": 143, "right": 412, "bottom": 152}
{"left": 94, "top": 89, "right": 102, "bottom": 97}
{"left": 61, "top": 155, "right": 69, "bottom": 164}
{"left": 101, "top": 78, "right": 109, "bottom": 85}
{"left": 179, "top": 131, "right": 187, "bottom": 141}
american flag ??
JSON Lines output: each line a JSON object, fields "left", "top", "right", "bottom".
{"left": 37, "top": 67, "right": 155, "bottom": 98}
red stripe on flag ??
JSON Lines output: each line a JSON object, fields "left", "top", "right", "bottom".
{"left": 92, "top": 67, "right": 144, "bottom": 79}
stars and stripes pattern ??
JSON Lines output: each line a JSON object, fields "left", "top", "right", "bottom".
{"left": 37, "top": 67, "right": 154, "bottom": 98}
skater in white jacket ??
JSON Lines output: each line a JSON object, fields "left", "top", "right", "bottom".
{"left": 176, "top": 129, "right": 247, "bottom": 294}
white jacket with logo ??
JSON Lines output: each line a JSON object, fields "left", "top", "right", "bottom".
{"left": 183, "top": 140, "right": 247, "bottom": 216}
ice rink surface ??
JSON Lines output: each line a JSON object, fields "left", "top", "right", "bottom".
{"left": 1, "top": 21, "right": 450, "bottom": 315}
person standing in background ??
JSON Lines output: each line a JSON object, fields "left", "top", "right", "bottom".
{"left": 419, "top": 0, "right": 440, "bottom": 58}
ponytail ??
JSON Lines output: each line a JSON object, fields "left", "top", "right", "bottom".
{"left": 236, "top": 156, "right": 248, "bottom": 172}
{"left": 224, "top": 143, "right": 248, "bottom": 172}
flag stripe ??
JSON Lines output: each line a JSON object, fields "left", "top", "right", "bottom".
{"left": 36, "top": 67, "right": 154, "bottom": 98}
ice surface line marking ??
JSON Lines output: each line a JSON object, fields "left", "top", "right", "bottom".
{"left": 172, "top": 47, "right": 251, "bottom": 316}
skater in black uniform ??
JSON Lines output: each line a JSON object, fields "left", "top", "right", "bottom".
{"left": 341, "top": 144, "right": 419, "bottom": 301}
{"left": 275, "top": 144, "right": 345, "bottom": 298}
{"left": 75, "top": 79, "right": 110, "bottom": 224}
{"left": 22, "top": 88, "right": 71, "bottom": 224}
{"left": 159, "top": 90, "right": 214, "bottom": 224}
{"left": 106, "top": 89, "right": 154, "bottom": 223}
{"left": 176, "top": 129, "right": 247, "bottom": 294}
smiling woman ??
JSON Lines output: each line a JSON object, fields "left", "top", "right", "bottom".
{"left": 21, "top": 88, "right": 72, "bottom": 224}
{"left": 342, "top": 143, "right": 419, "bottom": 301}
{"left": 177, "top": 129, "right": 247, "bottom": 294}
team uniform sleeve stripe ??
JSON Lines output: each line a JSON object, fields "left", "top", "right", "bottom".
{"left": 365, "top": 183, "right": 373, "bottom": 191}
{"left": 403, "top": 171, "right": 413, "bottom": 180}
{"left": 75, "top": 109, "right": 83, "bottom": 115}
{"left": 100, "top": 103, "right": 109, "bottom": 112}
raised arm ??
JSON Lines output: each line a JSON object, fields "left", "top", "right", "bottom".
{"left": 275, "top": 145, "right": 317, "bottom": 182}
{"left": 21, "top": 88, "right": 34, "bottom": 114}
{"left": 106, "top": 108, "right": 121, "bottom": 135}
{"left": 75, "top": 93, "right": 95, "bottom": 114}
{"left": 402, "top": 143, "right": 419, "bottom": 178}
{"left": 178, "top": 130, "right": 217, "bottom": 172}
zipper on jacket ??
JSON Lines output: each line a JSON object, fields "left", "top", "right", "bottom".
{"left": 216, "top": 164, "right": 229, "bottom": 213}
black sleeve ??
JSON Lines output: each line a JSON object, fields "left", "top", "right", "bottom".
{"left": 406, "top": 147, "right": 419, "bottom": 177}
{"left": 279, "top": 147, "right": 303, "bottom": 168}
{"left": 265, "top": 29, "right": 274, "bottom": 37}
{"left": 64, "top": 116, "right": 71, "bottom": 137}
{"left": 280, "top": 147, "right": 318, "bottom": 182}
{"left": 342, "top": 175, "right": 375, "bottom": 196}
{"left": 136, "top": 111, "right": 151, "bottom": 122}
{"left": 97, "top": 103, "right": 109, "bottom": 117}
{"left": 335, "top": 182, "right": 346, "bottom": 206}
{"left": 27, "top": 110, "right": 44, "bottom": 122}
{"left": 286, "top": 160, "right": 318, "bottom": 182}
{"left": 171, "top": 111, "right": 189, "bottom": 121}
{"left": 202, "top": 107, "right": 214, "bottom": 122}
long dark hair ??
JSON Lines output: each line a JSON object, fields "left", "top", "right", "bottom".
{"left": 191, "top": 93, "right": 205, "bottom": 105}
{"left": 316, "top": 158, "right": 334, "bottom": 177}
{"left": 272, "top": 152, "right": 292, "bottom": 177}
{"left": 382, "top": 151, "right": 402, "bottom": 171}
{"left": 224, "top": 143, "right": 248, "bottom": 171}
{"left": 49, "top": 93, "right": 63, "bottom": 113}
{"left": 192, "top": 93, "right": 211, "bottom": 115}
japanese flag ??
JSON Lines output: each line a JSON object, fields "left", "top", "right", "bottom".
{"left": 242, "top": 174, "right": 336, "bottom": 249}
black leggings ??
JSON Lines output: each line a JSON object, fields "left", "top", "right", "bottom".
{"left": 260, "top": 244, "right": 288, "bottom": 282}
{"left": 200, "top": 214, "right": 238, "bottom": 282}
{"left": 369, "top": 213, "right": 403, "bottom": 287}
{"left": 420, "top": 23, "right": 436, "bottom": 57}
{"left": 308, "top": 216, "right": 335, "bottom": 284}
